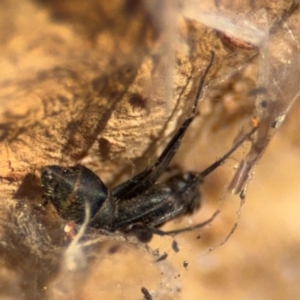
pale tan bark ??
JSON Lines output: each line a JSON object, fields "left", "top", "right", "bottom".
{"left": 0, "top": 1, "right": 299, "bottom": 299}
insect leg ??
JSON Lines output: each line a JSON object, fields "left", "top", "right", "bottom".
{"left": 112, "top": 52, "right": 215, "bottom": 199}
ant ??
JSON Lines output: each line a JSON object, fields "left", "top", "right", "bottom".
{"left": 41, "top": 51, "right": 256, "bottom": 242}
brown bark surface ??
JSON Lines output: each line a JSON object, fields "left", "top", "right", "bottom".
{"left": 0, "top": 1, "right": 299, "bottom": 299}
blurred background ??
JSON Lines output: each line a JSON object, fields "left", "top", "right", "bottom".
{"left": 0, "top": 0, "right": 299, "bottom": 299}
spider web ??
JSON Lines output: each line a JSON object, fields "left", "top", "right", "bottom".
{"left": 0, "top": 0, "right": 299, "bottom": 299}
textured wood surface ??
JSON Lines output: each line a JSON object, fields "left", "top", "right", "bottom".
{"left": 0, "top": 1, "right": 299, "bottom": 299}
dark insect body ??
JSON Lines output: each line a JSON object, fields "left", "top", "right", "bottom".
{"left": 141, "top": 287, "right": 153, "bottom": 300}
{"left": 41, "top": 52, "right": 256, "bottom": 241}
